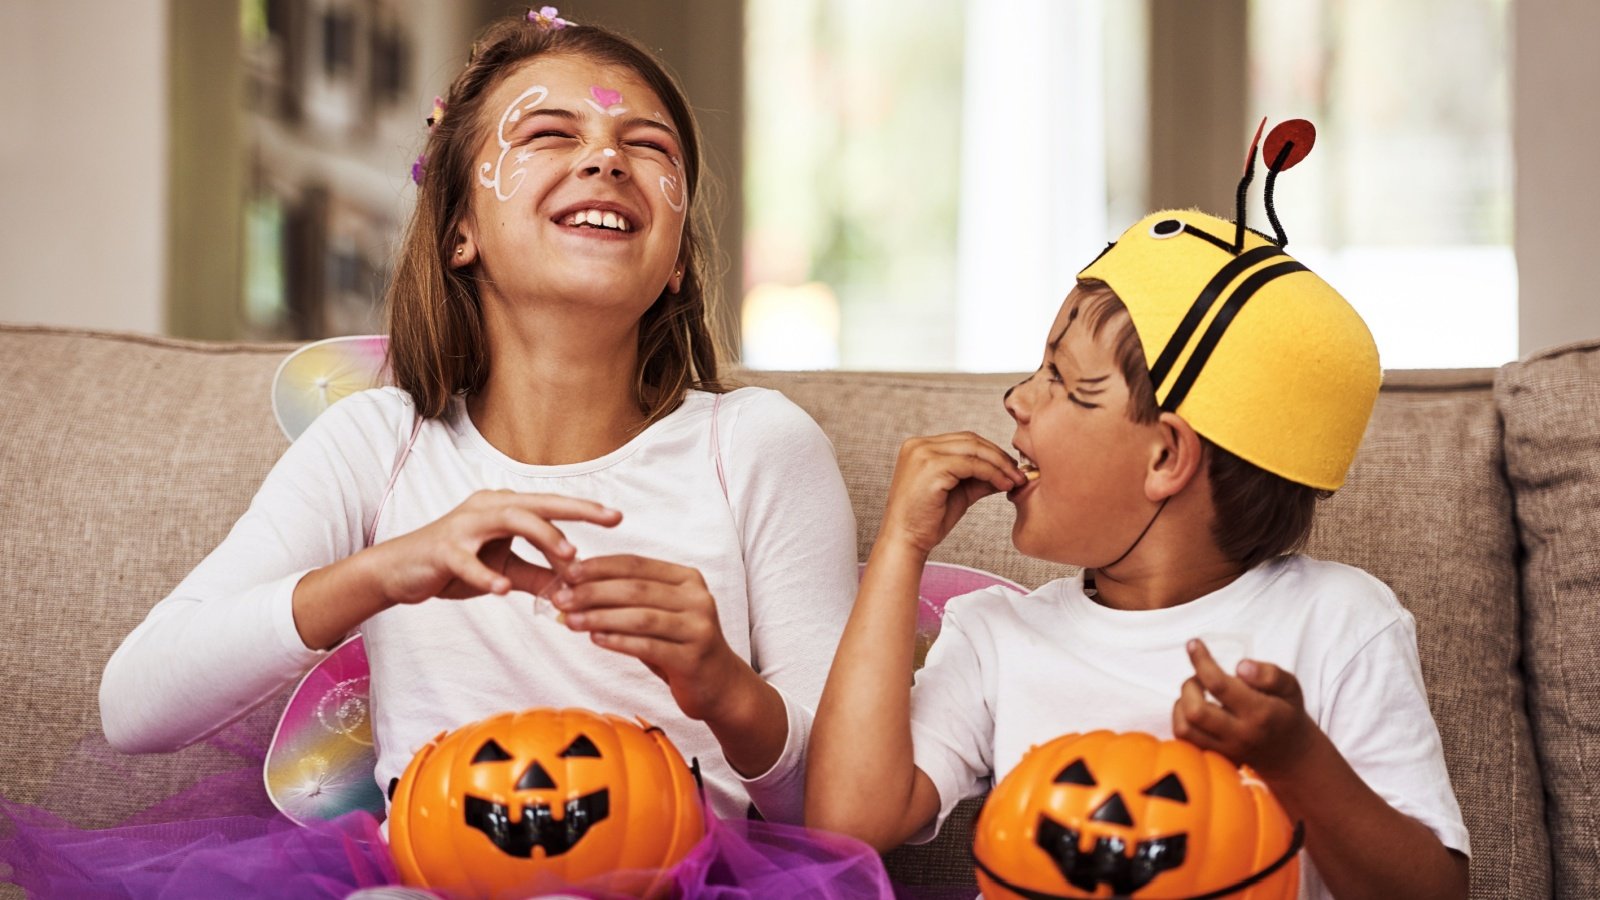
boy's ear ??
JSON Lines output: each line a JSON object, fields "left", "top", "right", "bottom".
{"left": 1145, "top": 411, "right": 1206, "bottom": 502}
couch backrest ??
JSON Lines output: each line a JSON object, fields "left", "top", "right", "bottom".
{"left": 0, "top": 326, "right": 1553, "bottom": 897}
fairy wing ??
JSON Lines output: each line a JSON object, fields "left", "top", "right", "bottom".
{"left": 272, "top": 335, "right": 390, "bottom": 441}
{"left": 266, "top": 335, "right": 390, "bottom": 823}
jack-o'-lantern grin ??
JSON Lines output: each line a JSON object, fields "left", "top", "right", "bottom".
{"left": 464, "top": 787, "right": 611, "bottom": 858}
{"left": 1035, "top": 809, "right": 1188, "bottom": 895}
{"left": 460, "top": 734, "right": 612, "bottom": 858}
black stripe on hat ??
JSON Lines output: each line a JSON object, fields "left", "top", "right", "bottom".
{"left": 1160, "top": 260, "right": 1308, "bottom": 413}
{"left": 1148, "top": 244, "right": 1286, "bottom": 392}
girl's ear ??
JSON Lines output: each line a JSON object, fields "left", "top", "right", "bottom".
{"left": 450, "top": 217, "right": 478, "bottom": 269}
{"left": 1145, "top": 411, "right": 1206, "bottom": 503}
{"left": 668, "top": 258, "right": 686, "bottom": 294}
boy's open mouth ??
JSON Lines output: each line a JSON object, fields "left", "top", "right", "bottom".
{"left": 1010, "top": 449, "right": 1040, "bottom": 498}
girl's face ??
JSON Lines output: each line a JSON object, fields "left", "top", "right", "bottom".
{"left": 459, "top": 53, "right": 688, "bottom": 317}
{"left": 1003, "top": 296, "right": 1160, "bottom": 566}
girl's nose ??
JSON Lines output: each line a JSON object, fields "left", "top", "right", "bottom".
{"left": 579, "top": 145, "right": 629, "bottom": 181}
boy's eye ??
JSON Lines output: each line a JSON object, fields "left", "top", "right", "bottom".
{"left": 1046, "top": 364, "right": 1064, "bottom": 384}
{"left": 1067, "top": 393, "right": 1101, "bottom": 410}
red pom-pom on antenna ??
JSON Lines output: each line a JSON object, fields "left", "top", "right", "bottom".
{"left": 1264, "top": 119, "right": 1316, "bottom": 171}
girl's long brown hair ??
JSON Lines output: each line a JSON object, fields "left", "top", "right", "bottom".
{"left": 385, "top": 16, "right": 726, "bottom": 425}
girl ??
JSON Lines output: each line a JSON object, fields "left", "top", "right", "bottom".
{"left": 99, "top": 12, "right": 855, "bottom": 834}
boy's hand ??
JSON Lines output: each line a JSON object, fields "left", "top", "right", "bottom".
{"left": 880, "top": 432, "right": 1027, "bottom": 554}
{"left": 1172, "top": 639, "right": 1317, "bottom": 782}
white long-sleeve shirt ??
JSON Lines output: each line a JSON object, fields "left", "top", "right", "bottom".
{"left": 100, "top": 385, "right": 859, "bottom": 825}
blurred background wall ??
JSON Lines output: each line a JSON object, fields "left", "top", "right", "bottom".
{"left": 1, "top": 0, "right": 1595, "bottom": 369}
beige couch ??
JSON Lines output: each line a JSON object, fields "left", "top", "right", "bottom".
{"left": 2, "top": 323, "right": 1597, "bottom": 899}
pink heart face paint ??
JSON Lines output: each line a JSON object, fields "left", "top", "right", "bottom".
{"left": 586, "top": 84, "right": 627, "bottom": 116}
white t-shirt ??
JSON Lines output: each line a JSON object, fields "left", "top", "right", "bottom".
{"left": 100, "top": 386, "right": 859, "bottom": 825}
{"left": 909, "top": 555, "right": 1469, "bottom": 899}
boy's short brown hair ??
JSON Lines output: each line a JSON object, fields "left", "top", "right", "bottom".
{"left": 1073, "top": 280, "right": 1330, "bottom": 570}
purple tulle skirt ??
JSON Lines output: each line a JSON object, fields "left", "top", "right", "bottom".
{"left": 1, "top": 728, "right": 897, "bottom": 899}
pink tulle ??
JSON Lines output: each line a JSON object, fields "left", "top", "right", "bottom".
{"left": 1, "top": 723, "right": 897, "bottom": 898}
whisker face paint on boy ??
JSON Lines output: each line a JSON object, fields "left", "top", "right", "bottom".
{"left": 1002, "top": 291, "right": 1165, "bottom": 568}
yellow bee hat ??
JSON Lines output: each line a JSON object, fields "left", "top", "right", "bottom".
{"left": 1078, "top": 119, "right": 1380, "bottom": 491}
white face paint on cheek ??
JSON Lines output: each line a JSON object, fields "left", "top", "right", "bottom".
{"left": 477, "top": 84, "right": 549, "bottom": 202}
{"left": 658, "top": 155, "right": 686, "bottom": 213}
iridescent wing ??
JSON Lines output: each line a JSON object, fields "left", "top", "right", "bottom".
{"left": 264, "top": 636, "right": 384, "bottom": 824}
{"left": 272, "top": 335, "right": 390, "bottom": 441}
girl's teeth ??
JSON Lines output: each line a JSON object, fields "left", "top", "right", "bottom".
{"left": 566, "top": 210, "right": 631, "bottom": 231}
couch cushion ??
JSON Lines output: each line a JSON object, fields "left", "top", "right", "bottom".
{"left": 1309, "top": 368, "right": 1547, "bottom": 899}
{"left": 1496, "top": 338, "right": 1600, "bottom": 899}
{"left": 747, "top": 367, "right": 1549, "bottom": 899}
{"left": 0, "top": 326, "right": 296, "bottom": 825}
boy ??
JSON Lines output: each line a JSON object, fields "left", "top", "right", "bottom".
{"left": 807, "top": 163, "right": 1471, "bottom": 895}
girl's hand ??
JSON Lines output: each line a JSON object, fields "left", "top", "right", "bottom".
{"left": 1171, "top": 639, "right": 1317, "bottom": 781}
{"left": 880, "top": 432, "right": 1027, "bottom": 555}
{"left": 370, "top": 490, "right": 623, "bottom": 607}
{"left": 554, "top": 555, "right": 748, "bottom": 721}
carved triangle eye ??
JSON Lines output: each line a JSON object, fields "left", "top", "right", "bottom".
{"left": 559, "top": 734, "right": 602, "bottom": 758}
{"left": 516, "top": 760, "right": 556, "bottom": 790}
{"left": 471, "top": 739, "right": 513, "bottom": 764}
{"left": 1053, "top": 758, "right": 1096, "bottom": 786}
{"left": 1142, "top": 772, "right": 1189, "bottom": 803}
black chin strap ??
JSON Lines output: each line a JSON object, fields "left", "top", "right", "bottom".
{"left": 1084, "top": 497, "right": 1169, "bottom": 595}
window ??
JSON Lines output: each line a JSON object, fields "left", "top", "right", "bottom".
{"left": 745, "top": 0, "right": 1515, "bottom": 371}
{"left": 743, "top": 0, "right": 1142, "bottom": 371}
{"left": 1249, "top": 0, "right": 1515, "bottom": 368}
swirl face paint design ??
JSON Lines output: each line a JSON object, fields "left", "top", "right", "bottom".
{"left": 478, "top": 84, "right": 550, "bottom": 202}
{"left": 660, "top": 156, "right": 686, "bottom": 212}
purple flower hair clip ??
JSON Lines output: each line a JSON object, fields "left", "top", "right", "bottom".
{"left": 410, "top": 96, "right": 447, "bottom": 185}
{"left": 529, "top": 6, "right": 572, "bottom": 30}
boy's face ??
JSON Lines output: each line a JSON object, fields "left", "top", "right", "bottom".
{"left": 1004, "top": 293, "right": 1162, "bottom": 566}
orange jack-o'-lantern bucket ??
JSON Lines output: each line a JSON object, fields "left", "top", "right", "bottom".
{"left": 973, "top": 731, "right": 1301, "bottom": 899}
{"left": 389, "top": 707, "right": 705, "bottom": 899}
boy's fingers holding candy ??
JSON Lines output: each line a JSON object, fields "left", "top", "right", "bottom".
{"left": 1172, "top": 680, "right": 1229, "bottom": 747}
{"left": 1237, "top": 659, "right": 1303, "bottom": 704}
{"left": 1186, "top": 639, "right": 1238, "bottom": 702}
{"left": 923, "top": 432, "right": 1027, "bottom": 483}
